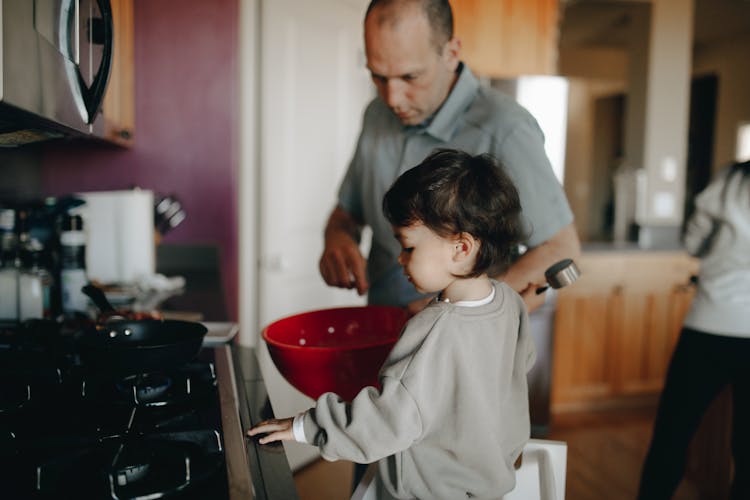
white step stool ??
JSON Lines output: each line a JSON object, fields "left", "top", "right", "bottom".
{"left": 503, "top": 439, "right": 567, "bottom": 500}
{"left": 351, "top": 439, "right": 567, "bottom": 500}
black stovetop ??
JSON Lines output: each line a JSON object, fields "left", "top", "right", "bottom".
{"left": 0, "top": 320, "right": 230, "bottom": 499}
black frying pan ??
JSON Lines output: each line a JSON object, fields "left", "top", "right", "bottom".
{"left": 78, "top": 319, "right": 207, "bottom": 375}
{"left": 80, "top": 285, "right": 207, "bottom": 375}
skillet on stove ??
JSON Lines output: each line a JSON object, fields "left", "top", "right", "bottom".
{"left": 79, "top": 285, "right": 207, "bottom": 375}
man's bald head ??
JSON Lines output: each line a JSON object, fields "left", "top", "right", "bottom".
{"left": 365, "top": 0, "right": 454, "bottom": 54}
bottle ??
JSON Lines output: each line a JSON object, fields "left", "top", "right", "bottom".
{"left": 19, "top": 238, "right": 53, "bottom": 320}
{"left": 0, "top": 208, "right": 20, "bottom": 320}
{"left": 60, "top": 214, "right": 89, "bottom": 316}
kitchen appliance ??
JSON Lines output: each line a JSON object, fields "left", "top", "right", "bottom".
{"left": 0, "top": 319, "right": 261, "bottom": 499}
{"left": 76, "top": 189, "right": 156, "bottom": 285}
{"left": 0, "top": 0, "right": 114, "bottom": 146}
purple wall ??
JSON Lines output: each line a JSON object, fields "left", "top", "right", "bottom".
{"left": 41, "top": 0, "right": 240, "bottom": 320}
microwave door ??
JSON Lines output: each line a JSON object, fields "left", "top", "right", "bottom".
{"left": 76, "top": 0, "right": 113, "bottom": 124}
{"left": 33, "top": 0, "right": 89, "bottom": 130}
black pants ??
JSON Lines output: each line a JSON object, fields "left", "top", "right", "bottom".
{"left": 638, "top": 327, "right": 750, "bottom": 500}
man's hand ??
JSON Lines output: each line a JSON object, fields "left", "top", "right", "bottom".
{"left": 319, "top": 207, "right": 369, "bottom": 295}
{"left": 247, "top": 418, "right": 295, "bottom": 445}
{"left": 518, "top": 283, "right": 547, "bottom": 312}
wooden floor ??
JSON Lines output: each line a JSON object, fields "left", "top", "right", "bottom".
{"left": 546, "top": 408, "right": 699, "bottom": 500}
{"left": 293, "top": 407, "right": 703, "bottom": 500}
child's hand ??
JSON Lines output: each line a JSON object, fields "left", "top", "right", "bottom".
{"left": 247, "top": 417, "right": 295, "bottom": 444}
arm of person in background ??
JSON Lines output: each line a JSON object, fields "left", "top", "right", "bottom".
{"left": 319, "top": 206, "right": 369, "bottom": 295}
{"left": 499, "top": 223, "right": 581, "bottom": 312}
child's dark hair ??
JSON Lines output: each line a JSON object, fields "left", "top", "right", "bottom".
{"left": 383, "top": 149, "right": 526, "bottom": 277}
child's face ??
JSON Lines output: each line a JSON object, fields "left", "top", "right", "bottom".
{"left": 393, "top": 223, "right": 460, "bottom": 294}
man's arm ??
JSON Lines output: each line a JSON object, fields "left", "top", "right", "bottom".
{"left": 319, "top": 206, "right": 369, "bottom": 295}
{"left": 498, "top": 223, "right": 581, "bottom": 312}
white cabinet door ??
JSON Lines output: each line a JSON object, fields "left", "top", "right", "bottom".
{"left": 258, "top": 0, "right": 372, "bottom": 471}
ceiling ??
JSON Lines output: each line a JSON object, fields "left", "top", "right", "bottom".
{"left": 559, "top": 0, "right": 750, "bottom": 50}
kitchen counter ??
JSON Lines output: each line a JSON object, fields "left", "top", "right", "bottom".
{"left": 155, "top": 244, "right": 229, "bottom": 321}
{"left": 581, "top": 241, "right": 687, "bottom": 253}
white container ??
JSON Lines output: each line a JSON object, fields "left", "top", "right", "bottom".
{"left": 19, "top": 271, "right": 44, "bottom": 320}
{"left": 0, "top": 267, "right": 19, "bottom": 319}
{"left": 76, "top": 190, "right": 155, "bottom": 285}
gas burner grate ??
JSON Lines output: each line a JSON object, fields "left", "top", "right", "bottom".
{"left": 79, "top": 361, "right": 218, "bottom": 408}
{"left": 25, "top": 431, "right": 225, "bottom": 499}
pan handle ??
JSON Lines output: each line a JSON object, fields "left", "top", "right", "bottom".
{"left": 82, "top": 283, "right": 116, "bottom": 312}
{"left": 82, "top": 283, "right": 126, "bottom": 322}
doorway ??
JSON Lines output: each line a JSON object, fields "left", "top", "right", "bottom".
{"left": 590, "top": 93, "right": 626, "bottom": 241}
{"left": 683, "top": 74, "right": 718, "bottom": 232}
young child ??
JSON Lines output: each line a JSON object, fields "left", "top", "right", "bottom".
{"left": 248, "top": 149, "right": 536, "bottom": 499}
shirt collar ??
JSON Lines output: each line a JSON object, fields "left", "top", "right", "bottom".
{"left": 420, "top": 63, "right": 480, "bottom": 142}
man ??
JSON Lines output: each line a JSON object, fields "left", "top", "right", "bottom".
{"left": 319, "top": 0, "right": 580, "bottom": 314}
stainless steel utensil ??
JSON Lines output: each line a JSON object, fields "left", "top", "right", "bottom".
{"left": 536, "top": 258, "right": 581, "bottom": 294}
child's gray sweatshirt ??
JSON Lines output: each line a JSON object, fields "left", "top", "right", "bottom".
{"left": 302, "top": 281, "right": 536, "bottom": 499}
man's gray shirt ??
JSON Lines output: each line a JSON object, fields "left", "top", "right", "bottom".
{"left": 338, "top": 64, "right": 573, "bottom": 306}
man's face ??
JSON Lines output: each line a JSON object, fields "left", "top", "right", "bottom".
{"left": 364, "top": 5, "right": 460, "bottom": 126}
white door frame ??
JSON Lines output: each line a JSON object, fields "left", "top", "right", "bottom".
{"left": 238, "top": 0, "right": 260, "bottom": 346}
{"left": 237, "top": 0, "right": 370, "bottom": 346}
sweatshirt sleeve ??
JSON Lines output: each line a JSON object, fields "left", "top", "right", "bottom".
{"left": 302, "top": 375, "right": 423, "bottom": 463}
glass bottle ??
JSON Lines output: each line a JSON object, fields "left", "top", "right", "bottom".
{"left": 19, "top": 238, "right": 53, "bottom": 320}
{"left": 0, "top": 208, "right": 20, "bottom": 320}
{"left": 60, "top": 214, "right": 89, "bottom": 316}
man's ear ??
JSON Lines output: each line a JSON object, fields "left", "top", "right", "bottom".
{"left": 442, "top": 37, "right": 461, "bottom": 71}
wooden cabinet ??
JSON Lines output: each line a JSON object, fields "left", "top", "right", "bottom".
{"left": 551, "top": 251, "right": 698, "bottom": 413}
{"left": 450, "top": 0, "right": 559, "bottom": 78}
{"left": 100, "top": 0, "right": 135, "bottom": 146}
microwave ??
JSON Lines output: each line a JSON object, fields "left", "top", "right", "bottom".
{"left": 0, "top": 0, "right": 113, "bottom": 147}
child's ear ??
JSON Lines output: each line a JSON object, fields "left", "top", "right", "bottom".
{"left": 452, "top": 233, "right": 479, "bottom": 262}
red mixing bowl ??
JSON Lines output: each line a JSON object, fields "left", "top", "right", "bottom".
{"left": 262, "top": 306, "right": 408, "bottom": 402}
